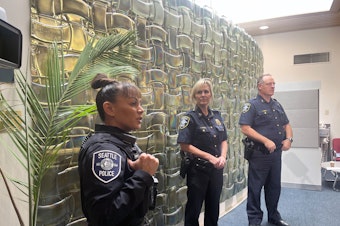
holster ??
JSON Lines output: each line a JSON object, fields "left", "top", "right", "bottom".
{"left": 180, "top": 151, "right": 192, "bottom": 178}
{"left": 242, "top": 137, "right": 255, "bottom": 160}
{"left": 242, "top": 138, "right": 272, "bottom": 160}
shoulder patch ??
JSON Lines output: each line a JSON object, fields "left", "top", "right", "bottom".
{"left": 179, "top": 116, "right": 190, "bottom": 129}
{"left": 242, "top": 103, "right": 251, "bottom": 113}
{"left": 92, "top": 150, "right": 121, "bottom": 183}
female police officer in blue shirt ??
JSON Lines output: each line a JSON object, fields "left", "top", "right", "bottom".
{"left": 239, "top": 74, "right": 293, "bottom": 226}
{"left": 78, "top": 73, "right": 159, "bottom": 226}
{"left": 177, "top": 78, "right": 228, "bottom": 226}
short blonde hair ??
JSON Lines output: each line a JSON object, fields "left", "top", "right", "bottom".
{"left": 190, "top": 78, "right": 214, "bottom": 104}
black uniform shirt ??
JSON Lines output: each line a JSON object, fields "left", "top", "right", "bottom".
{"left": 239, "top": 94, "right": 289, "bottom": 146}
{"left": 78, "top": 124, "right": 154, "bottom": 226}
{"left": 177, "top": 106, "right": 228, "bottom": 157}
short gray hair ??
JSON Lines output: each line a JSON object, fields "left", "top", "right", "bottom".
{"left": 257, "top": 73, "right": 272, "bottom": 85}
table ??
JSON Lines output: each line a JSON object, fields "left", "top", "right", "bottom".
{"left": 321, "top": 161, "right": 340, "bottom": 191}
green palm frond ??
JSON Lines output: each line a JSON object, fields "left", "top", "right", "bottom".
{"left": 0, "top": 30, "right": 141, "bottom": 226}
{"left": 62, "top": 31, "right": 141, "bottom": 102}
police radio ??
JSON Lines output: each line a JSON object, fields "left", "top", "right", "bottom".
{"left": 149, "top": 176, "right": 158, "bottom": 210}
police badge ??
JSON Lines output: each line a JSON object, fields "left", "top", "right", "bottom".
{"left": 215, "top": 119, "right": 221, "bottom": 126}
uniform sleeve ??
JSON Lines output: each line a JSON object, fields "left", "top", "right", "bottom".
{"left": 221, "top": 120, "right": 228, "bottom": 141}
{"left": 78, "top": 141, "right": 154, "bottom": 225}
{"left": 177, "top": 114, "right": 194, "bottom": 144}
{"left": 239, "top": 102, "right": 256, "bottom": 126}
{"left": 277, "top": 102, "right": 290, "bottom": 126}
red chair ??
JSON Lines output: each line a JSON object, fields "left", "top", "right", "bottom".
{"left": 332, "top": 138, "right": 340, "bottom": 161}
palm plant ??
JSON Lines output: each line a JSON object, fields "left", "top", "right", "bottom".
{"left": 0, "top": 31, "right": 141, "bottom": 226}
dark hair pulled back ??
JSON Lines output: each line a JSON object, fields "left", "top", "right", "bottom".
{"left": 91, "top": 73, "right": 141, "bottom": 122}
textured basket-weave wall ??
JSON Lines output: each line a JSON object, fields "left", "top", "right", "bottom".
{"left": 30, "top": 0, "right": 263, "bottom": 225}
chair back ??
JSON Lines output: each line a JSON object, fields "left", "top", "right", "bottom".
{"left": 332, "top": 138, "right": 340, "bottom": 161}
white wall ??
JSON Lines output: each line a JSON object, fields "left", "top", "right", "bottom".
{"left": 0, "top": 0, "right": 30, "bottom": 225}
{"left": 254, "top": 27, "right": 340, "bottom": 139}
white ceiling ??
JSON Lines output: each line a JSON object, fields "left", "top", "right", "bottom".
{"left": 194, "top": 0, "right": 340, "bottom": 36}
{"left": 207, "top": 0, "right": 333, "bottom": 23}
{"left": 238, "top": 0, "right": 340, "bottom": 36}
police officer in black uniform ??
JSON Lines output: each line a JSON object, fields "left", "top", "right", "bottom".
{"left": 78, "top": 73, "right": 159, "bottom": 226}
{"left": 239, "top": 74, "right": 293, "bottom": 226}
{"left": 177, "top": 78, "right": 228, "bottom": 226}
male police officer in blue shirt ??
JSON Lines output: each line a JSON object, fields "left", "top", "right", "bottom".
{"left": 239, "top": 74, "right": 293, "bottom": 226}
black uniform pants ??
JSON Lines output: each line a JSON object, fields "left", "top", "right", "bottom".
{"left": 185, "top": 164, "right": 223, "bottom": 226}
{"left": 247, "top": 149, "right": 282, "bottom": 225}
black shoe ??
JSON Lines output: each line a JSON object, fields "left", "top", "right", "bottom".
{"left": 268, "top": 219, "right": 289, "bottom": 226}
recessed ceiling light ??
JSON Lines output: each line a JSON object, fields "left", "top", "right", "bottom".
{"left": 259, "top": 25, "right": 269, "bottom": 30}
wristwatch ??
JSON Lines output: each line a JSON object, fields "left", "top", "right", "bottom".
{"left": 286, "top": 137, "right": 293, "bottom": 143}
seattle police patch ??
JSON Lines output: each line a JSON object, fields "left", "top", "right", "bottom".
{"left": 92, "top": 150, "right": 121, "bottom": 183}
{"left": 179, "top": 116, "right": 190, "bottom": 129}
{"left": 242, "top": 103, "right": 251, "bottom": 113}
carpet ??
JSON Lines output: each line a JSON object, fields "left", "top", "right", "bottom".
{"left": 218, "top": 170, "right": 340, "bottom": 226}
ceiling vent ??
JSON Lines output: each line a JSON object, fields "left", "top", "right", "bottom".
{"left": 294, "top": 52, "right": 329, "bottom": 64}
